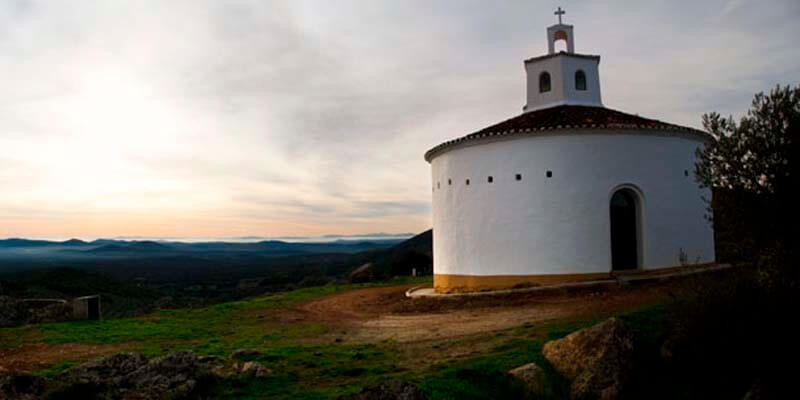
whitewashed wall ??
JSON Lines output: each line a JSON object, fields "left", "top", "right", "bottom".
{"left": 430, "top": 131, "right": 715, "bottom": 277}
{"left": 523, "top": 54, "right": 602, "bottom": 112}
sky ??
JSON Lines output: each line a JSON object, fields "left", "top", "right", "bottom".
{"left": 1, "top": 0, "right": 798, "bottom": 239}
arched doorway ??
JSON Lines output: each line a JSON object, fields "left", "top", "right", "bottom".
{"left": 610, "top": 188, "right": 640, "bottom": 270}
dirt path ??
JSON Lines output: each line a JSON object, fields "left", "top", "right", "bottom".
{"left": 295, "top": 281, "right": 678, "bottom": 342}
{"left": 0, "top": 343, "right": 127, "bottom": 373}
{"left": 0, "top": 281, "right": 682, "bottom": 373}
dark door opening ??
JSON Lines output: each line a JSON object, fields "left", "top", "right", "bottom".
{"left": 610, "top": 189, "right": 638, "bottom": 271}
{"left": 87, "top": 297, "right": 100, "bottom": 320}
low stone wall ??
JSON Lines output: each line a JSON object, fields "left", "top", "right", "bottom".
{"left": 0, "top": 297, "right": 72, "bottom": 327}
{"left": 0, "top": 295, "right": 101, "bottom": 328}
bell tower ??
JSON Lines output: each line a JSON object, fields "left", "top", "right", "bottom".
{"left": 522, "top": 7, "right": 603, "bottom": 113}
{"left": 547, "top": 7, "right": 574, "bottom": 54}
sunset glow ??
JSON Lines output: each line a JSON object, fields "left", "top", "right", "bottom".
{"left": 1, "top": 0, "right": 797, "bottom": 238}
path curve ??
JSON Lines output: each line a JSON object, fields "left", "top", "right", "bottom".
{"left": 296, "top": 280, "right": 677, "bottom": 342}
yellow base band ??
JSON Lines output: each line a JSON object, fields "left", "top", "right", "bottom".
{"left": 433, "top": 264, "right": 716, "bottom": 293}
{"left": 433, "top": 272, "right": 610, "bottom": 294}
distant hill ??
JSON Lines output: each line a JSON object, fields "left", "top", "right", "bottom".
{"left": 0, "top": 231, "right": 432, "bottom": 315}
{"left": 87, "top": 241, "right": 171, "bottom": 254}
{"left": 61, "top": 239, "right": 89, "bottom": 246}
{"left": 365, "top": 230, "right": 433, "bottom": 277}
{"left": 0, "top": 238, "right": 57, "bottom": 248}
{"left": 0, "top": 237, "right": 403, "bottom": 259}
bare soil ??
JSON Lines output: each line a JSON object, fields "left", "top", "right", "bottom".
{"left": 294, "top": 280, "right": 682, "bottom": 342}
{"left": 0, "top": 280, "right": 685, "bottom": 373}
{"left": 0, "top": 343, "right": 127, "bottom": 373}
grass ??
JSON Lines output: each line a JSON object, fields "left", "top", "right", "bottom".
{"left": 411, "top": 305, "right": 670, "bottom": 400}
{"left": 0, "top": 277, "right": 673, "bottom": 399}
{"left": 31, "top": 360, "right": 77, "bottom": 378}
{"left": 211, "top": 342, "right": 405, "bottom": 399}
{"left": 417, "top": 338, "right": 569, "bottom": 400}
{"left": 1, "top": 276, "right": 430, "bottom": 353}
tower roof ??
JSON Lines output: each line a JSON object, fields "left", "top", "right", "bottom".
{"left": 424, "top": 105, "right": 711, "bottom": 162}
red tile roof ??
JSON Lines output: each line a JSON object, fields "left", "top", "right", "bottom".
{"left": 424, "top": 105, "right": 711, "bottom": 162}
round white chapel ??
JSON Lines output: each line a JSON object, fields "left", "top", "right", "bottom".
{"left": 425, "top": 12, "right": 715, "bottom": 293}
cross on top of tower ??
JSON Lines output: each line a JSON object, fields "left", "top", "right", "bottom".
{"left": 554, "top": 7, "right": 565, "bottom": 24}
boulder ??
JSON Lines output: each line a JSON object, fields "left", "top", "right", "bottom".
{"left": 120, "top": 351, "right": 205, "bottom": 399}
{"left": 57, "top": 350, "right": 212, "bottom": 400}
{"left": 197, "top": 355, "right": 222, "bottom": 364}
{"left": 0, "top": 373, "right": 46, "bottom": 400}
{"left": 61, "top": 352, "right": 148, "bottom": 386}
{"left": 542, "top": 317, "right": 634, "bottom": 399}
{"left": 230, "top": 348, "right": 262, "bottom": 360}
{"left": 508, "top": 362, "right": 546, "bottom": 397}
{"left": 339, "top": 379, "right": 427, "bottom": 400}
{"left": 235, "top": 361, "right": 270, "bottom": 377}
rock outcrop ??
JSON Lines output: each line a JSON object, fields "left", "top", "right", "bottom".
{"left": 61, "top": 352, "right": 148, "bottom": 386}
{"left": 508, "top": 362, "right": 547, "bottom": 398}
{"left": 235, "top": 361, "right": 270, "bottom": 378}
{"left": 230, "top": 348, "right": 262, "bottom": 360}
{"left": 339, "top": 379, "right": 427, "bottom": 400}
{"left": 0, "top": 372, "right": 47, "bottom": 400}
{"left": 542, "top": 317, "right": 634, "bottom": 399}
{"left": 53, "top": 351, "right": 214, "bottom": 400}
{"left": 120, "top": 351, "right": 206, "bottom": 399}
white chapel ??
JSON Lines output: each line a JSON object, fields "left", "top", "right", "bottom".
{"left": 425, "top": 9, "right": 715, "bottom": 293}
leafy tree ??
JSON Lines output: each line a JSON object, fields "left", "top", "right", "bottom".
{"left": 695, "top": 84, "right": 798, "bottom": 264}
{"left": 679, "top": 85, "right": 799, "bottom": 398}
{"left": 695, "top": 84, "right": 797, "bottom": 196}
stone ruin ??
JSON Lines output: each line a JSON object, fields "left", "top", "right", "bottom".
{"left": 0, "top": 295, "right": 101, "bottom": 328}
{"left": 72, "top": 295, "right": 101, "bottom": 320}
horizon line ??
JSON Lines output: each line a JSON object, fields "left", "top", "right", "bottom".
{"left": 0, "top": 231, "right": 422, "bottom": 244}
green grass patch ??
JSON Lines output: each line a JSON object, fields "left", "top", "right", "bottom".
{"left": 414, "top": 309, "right": 670, "bottom": 400}
{"left": 417, "top": 338, "right": 570, "bottom": 400}
{"left": 2, "top": 277, "right": 430, "bottom": 352}
{"left": 31, "top": 360, "right": 76, "bottom": 378}
{"left": 618, "top": 304, "right": 669, "bottom": 348}
{"left": 1, "top": 277, "right": 678, "bottom": 400}
{"left": 210, "top": 343, "right": 404, "bottom": 399}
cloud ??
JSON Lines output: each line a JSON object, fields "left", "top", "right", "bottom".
{"left": 0, "top": 0, "right": 798, "bottom": 237}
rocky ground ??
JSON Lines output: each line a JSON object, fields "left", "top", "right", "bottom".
{"left": 0, "top": 317, "right": 650, "bottom": 400}
{"left": 1, "top": 349, "right": 263, "bottom": 399}
{"left": 0, "top": 277, "right": 706, "bottom": 399}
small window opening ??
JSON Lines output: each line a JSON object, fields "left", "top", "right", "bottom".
{"left": 539, "top": 72, "right": 551, "bottom": 93}
{"left": 575, "top": 70, "right": 587, "bottom": 91}
{"left": 448, "top": 179, "right": 452, "bottom": 185}
{"left": 546, "top": 171, "right": 553, "bottom": 178}
{"left": 515, "top": 173, "right": 522, "bottom": 181}
{"left": 466, "top": 179, "right": 470, "bottom": 185}
{"left": 437, "top": 182, "right": 440, "bottom": 189}
{"left": 684, "top": 170, "right": 689, "bottom": 177}
{"left": 488, "top": 176, "right": 493, "bottom": 183}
